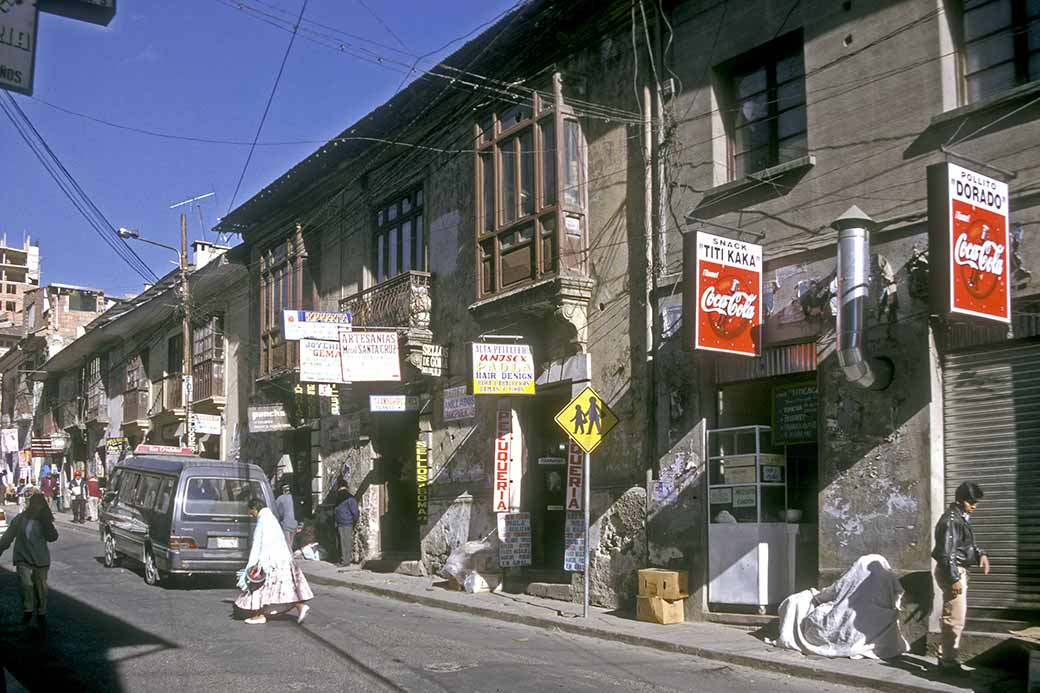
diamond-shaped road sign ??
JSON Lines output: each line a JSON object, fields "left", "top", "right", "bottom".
{"left": 554, "top": 385, "right": 618, "bottom": 454}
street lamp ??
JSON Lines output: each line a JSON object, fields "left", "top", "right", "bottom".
{"left": 119, "top": 217, "right": 196, "bottom": 452}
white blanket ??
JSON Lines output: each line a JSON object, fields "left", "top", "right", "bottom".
{"left": 776, "top": 554, "right": 908, "bottom": 659}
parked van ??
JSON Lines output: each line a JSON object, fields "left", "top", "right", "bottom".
{"left": 99, "top": 445, "right": 274, "bottom": 585}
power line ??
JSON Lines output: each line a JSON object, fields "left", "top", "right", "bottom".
{"left": 226, "top": 0, "right": 310, "bottom": 216}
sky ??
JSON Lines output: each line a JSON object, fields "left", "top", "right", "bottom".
{"left": 2, "top": 0, "right": 518, "bottom": 297}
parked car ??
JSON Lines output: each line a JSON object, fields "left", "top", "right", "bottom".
{"left": 99, "top": 445, "right": 275, "bottom": 586}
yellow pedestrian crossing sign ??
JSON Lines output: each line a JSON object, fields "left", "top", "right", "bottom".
{"left": 555, "top": 386, "right": 618, "bottom": 454}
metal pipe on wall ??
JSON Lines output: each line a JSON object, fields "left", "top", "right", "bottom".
{"left": 833, "top": 206, "right": 893, "bottom": 390}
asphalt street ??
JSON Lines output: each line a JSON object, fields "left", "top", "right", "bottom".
{"left": 0, "top": 518, "right": 873, "bottom": 692}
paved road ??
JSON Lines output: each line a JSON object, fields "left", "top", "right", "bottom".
{"left": 0, "top": 520, "right": 871, "bottom": 692}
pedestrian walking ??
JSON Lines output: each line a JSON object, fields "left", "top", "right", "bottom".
{"left": 0, "top": 493, "right": 58, "bottom": 627}
{"left": 272, "top": 484, "right": 298, "bottom": 552}
{"left": 69, "top": 470, "right": 87, "bottom": 523}
{"left": 39, "top": 473, "right": 56, "bottom": 514}
{"left": 86, "top": 472, "right": 101, "bottom": 522}
{"left": 234, "top": 499, "right": 313, "bottom": 626}
{"left": 333, "top": 482, "right": 360, "bottom": 568}
{"left": 932, "top": 481, "right": 990, "bottom": 673}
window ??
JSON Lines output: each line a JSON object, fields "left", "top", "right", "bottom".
{"left": 374, "top": 188, "right": 425, "bottom": 284}
{"left": 167, "top": 334, "right": 183, "bottom": 375}
{"left": 961, "top": 0, "right": 1040, "bottom": 103}
{"left": 156, "top": 478, "right": 175, "bottom": 514}
{"left": 68, "top": 290, "right": 98, "bottom": 312}
{"left": 193, "top": 316, "right": 224, "bottom": 401}
{"left": 4, "top": 302, "right": 14, "bottom": 312}
{"left": 259, "top": 230, "right": 316, "bottom": 377}
{"left": 125, "top": 352, "right": 148, "bottom": 393}
{"left": 719, "top": 33, "right": 808, "bottom": 180}
{"left": 475, "top": 74, "right": 587, "bottom": 298}
{"left": 118, "top": 472, "right": 141, "bottom": 503}
{"left": 183, "top": 477, "right": 264, "bottom": 518}
{"left": 137, "top": 474, "right": 161, "bottom": 509}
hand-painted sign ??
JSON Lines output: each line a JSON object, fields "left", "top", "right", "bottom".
{"left": 420, "top": 344, "right": 448, "bottom": 377}
{"left": 190, "top": 413, "right": 222, "bottom": 436}
{"left": 471, "top": 343, "right": 535, "bottom": 395}
{"left": 369, "top": 395, "right": 419, "bottom": 412}
{"left": 442, "top": 385, "right": 476, "bottom": 421}
{"left": 497, "top": 512, "right": 532, "bottom": 567}
{"left": 0, "top": 0, "right": 38, "bottom": 96}
{"left": 492, "top": 409, "right": 518, "bottom": 513}
{"left": 694, "top": 232, "right": 762, "bottom": 356}
{"left": 772, "top": 382, "right": 817, "bottom": 444}
{"left": 282, "top": 310, "right": 353, "bottom": 341}
{"left": 416, "top": 439, "right": 429, "bottom": 525}
{"left": 248, "top": 404, "right": 293, "bottom": 432}
{"left": 563, "top": 512, "right": 585, "bottom": 572}
{"left": 554, "top": 385, "right": 619, "bottom": 455}
{"left": 928, "top": 162, "right": 1011, "bottom": 323}
{"left": 300, "top": 338, "right": 345, "bottom": 383}
{"left": 565, "top": 439, "right": 583, "bottom": 511}
{"left": 340, "top": 331, "right": 400, "bottom": 382}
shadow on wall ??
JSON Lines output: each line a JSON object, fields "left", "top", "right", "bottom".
{"left": 0, "top": 567, "right": 178, "bottom": 691}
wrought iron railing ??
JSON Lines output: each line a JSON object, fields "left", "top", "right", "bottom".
{"left": 339, "top": 271, "right": 431, "bottom": 329}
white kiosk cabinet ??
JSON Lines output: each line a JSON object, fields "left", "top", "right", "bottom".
{"left": 707, "top": 426, "right": 796, "bottom": 609}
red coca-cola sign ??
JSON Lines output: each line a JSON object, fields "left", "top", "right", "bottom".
{"left": 695, "top": 232, "right": 762, "bottom": 356}
{"left": 946, "top": 163, "right": 1010, "bottom": 322}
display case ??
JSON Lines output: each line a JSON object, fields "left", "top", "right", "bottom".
{"left": 707, "top": 425, "right": 797, "bottom": 609}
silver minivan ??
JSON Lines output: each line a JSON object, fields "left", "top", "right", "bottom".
{"left": 99, "top": 448, "right": 274, "bottom": 585}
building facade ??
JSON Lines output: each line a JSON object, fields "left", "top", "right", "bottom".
{"left": 0, "top": 234, "right": 40, "bottom": 325}
{"left": 213, "top": 0, "right": 1040, "bottom": 656}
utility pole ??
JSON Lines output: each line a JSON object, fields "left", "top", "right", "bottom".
{"left": 181, "top": 213, "right": 195, "bottom": 452}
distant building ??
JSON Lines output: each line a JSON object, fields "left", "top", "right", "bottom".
{"left": 0, "top": 235, "right": 40, "bottom": 325}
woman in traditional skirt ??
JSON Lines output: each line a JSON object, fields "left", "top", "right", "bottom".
{"left": 235, "top": 498, "right": 313, "bottom": 625}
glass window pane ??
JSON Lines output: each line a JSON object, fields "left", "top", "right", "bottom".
{"left": 563, "top": 120, "right": 582, "bottom": 207}
{"left": 966, "top": 62, "right": 1017, "bottom": 102}
{"left": 479, "top": 115, "right": 494, "bottom": 143}
{"left": 776, "top": 79, "right": 805, "bottom": 111}
{"left": 500, "top": 102, "right": 532, "bottom": 129}
{"left": 377, "top": 234, "right": 385, "bottom": 282}
{"left": 377, "top": 210, "right": 384, "bottom": 226}
{"left": 283, "top": 267, "right": 290, "bottom": 309}
{"left": 501, "top": 139, "right": 518, "bottom": 223}
{"left": 482, "top": 153, "right": 494, "bottom": 232}
{"left": 963, "top": 1, "right": 1013, "bottom": 42}
{"left": 402, "top": 219, "right": 412, "bottom": 273}
{"left": 541, "top": 215, "right": 556, "bottom": 274}
{"left": 1030, "top": 18, "right": 1040, "bottom": 52}
{"left": 1031, "top": 51, "right": 1040, "bottom": 81}
{"left": 402, "top": 195, "right": 412, "bottom": 214}
{"left": 777, "top": 106, "right": 806, "bottom": 139}
{"left": 733, "top": 120, "right": 770, "bottom": 158}
{"left": 778, "top": 133, "right": 809, "bottom": 162}
{"left": 387, "top": 203, "right": 398, "bottom": 222}
{"left": 480, "top": 240, "right": 495, "bottom": 294}
{"left": 541, "top": 120, "right": 556, "bottom": 206}
{"left": 520, "top": 129, "right": 535, "bottom": 216}
{"left": 389, "top": 227, "right": 399, "bottom": 277}
{"left": 775, "top": 53, "right": 804, "bottom": 83}
{"left": 736, "top": 93, "right": 769, "bottom": 127}
{"left": 416, "top": 189, "right": 423, "bottom": 207}
{"left": 733, "top": 66, "right": 767, "bottom": 99}
{"left": 183, "top": 478, "right": 263, "bottom": 517}
{"left": 518, "top": 222, "right": 535, "bottom": 243}
{"left": 965, "top": 30, "right": 1015, "bottom": 73}
{"left": 734, "top": 146, "right": 770, "bottom": 179}
{"left": 415, "top": 214, "right": 425, "bottom": 271}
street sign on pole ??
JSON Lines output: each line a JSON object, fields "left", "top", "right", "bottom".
{"left": 553, "top": 384, "right": 618, "bottom": 618}
{"left": 0, "top": 0, "right": 39, "bottom": 96}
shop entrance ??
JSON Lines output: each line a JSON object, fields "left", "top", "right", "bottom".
{"left": 709, "top": 374, "right": 819, "bottom": 612}
{"left": 522, "top": 388, "right": 571, "bottom": 570}
{"left": 372, "top": 414, "right": 420, "bottom": 557}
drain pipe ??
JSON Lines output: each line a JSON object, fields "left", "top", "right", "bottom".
{"left": 833, "top": 206, "right": 893, "bottom": 390}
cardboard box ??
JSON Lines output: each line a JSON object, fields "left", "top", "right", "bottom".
{"left": 636, "top": 595, "right": 685, "bottom": 625}
{"left": 638, "top": 568, "right": 689, "bottom": 599}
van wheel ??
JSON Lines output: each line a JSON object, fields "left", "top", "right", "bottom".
{"left": 103, "top": 532, "right": 119, "bottom": 568}
{"left": 143, "top": 548, "right": 161, "bottom": 586}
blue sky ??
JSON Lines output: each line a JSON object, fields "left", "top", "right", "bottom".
{"left": 2, "top": 0, "right": 517, "bottom": 296}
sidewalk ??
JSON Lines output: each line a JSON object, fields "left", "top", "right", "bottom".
{"left": 44, "top": 511, "right": 1022, "bottom": 692}
{"left": 296, "top": 560, "right": 1024, "bottom": 693}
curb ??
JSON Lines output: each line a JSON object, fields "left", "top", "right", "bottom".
{"left": 303, "top": 570, "right": 959, "bottom": 693}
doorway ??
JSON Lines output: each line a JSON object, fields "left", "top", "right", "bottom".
{"left": 521, "top": 388, "right": 571, "bottom": 570}
{"left": 372, "top": 414, "right": 420, "bottom": 557}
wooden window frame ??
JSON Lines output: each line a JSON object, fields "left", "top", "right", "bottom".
{"left": 719, "top": 31, "right": 808, "bottom": 180}
{"left": 373, "top": 187, "right": 426, "bottom": 285}
{"left": 258, "top": 227, "right": 312, "bottom": 377}
{"left": 474, "top": 72, "right": 588, "bottom": 299}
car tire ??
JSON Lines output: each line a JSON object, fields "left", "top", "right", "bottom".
{"left": 144, "top": 548, "right": 161, "bottom": 586}
{"left": 103, "top": 531, "right": 120, "bottom": 568}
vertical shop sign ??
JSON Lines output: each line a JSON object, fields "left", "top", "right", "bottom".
{"left": 416, "top": 439, "right": 429, "bottom": 525}
{"left": 565, "top": 439, "right": 583, "bottom": 511}
{"left": 492, "top": 409, "right": 516, "bottom": 513}
{"left": 694, "top": 232, "right": 762, "bottom": 356}
{"left": 928, "top": 162, "right": 1011, "bottom": 323}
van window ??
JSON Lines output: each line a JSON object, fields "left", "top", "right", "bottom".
{"left": 118, "top": 473, "right": 141, "bottom": 503}
{"left": 183, "top": 477, "right": 264, "bottom": 518}
{"left": 155, "top": 479, "right": 174, "bottom": 514}
{"left": 108, "top": 469, "right": 123, "bottom": 494}
{"left": 139, "top": 475, "right": 161, "bottom": 509}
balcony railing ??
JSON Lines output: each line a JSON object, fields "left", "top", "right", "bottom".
{"left": 60, "top": 399, "right": 82, "bottom": 429}
{"left": 123, "top": 388, "right": 150, "bottom": 423}
{"left": 85, "top": 386, "right": 108, "bottom": 423}
{"left": 192, "top": 360, "right": 225, "bottom": 403}
{"left": 340, "top": 270, "right": 431, "bottom": 329}
{"left": 149, "top": 375, "right": 184, "bottom": 417}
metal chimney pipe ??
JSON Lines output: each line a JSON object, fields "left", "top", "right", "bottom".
{"left": 833, "top": 206, "right": 893, "bottom": 390}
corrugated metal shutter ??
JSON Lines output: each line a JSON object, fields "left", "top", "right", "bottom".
{"left": 943, "top": 338, "right": 1040, "bottom": 613}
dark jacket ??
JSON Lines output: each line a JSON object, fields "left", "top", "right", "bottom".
{"left": 334, "top": 493, "right": 359, "bottom": 527}
{"left": 932, "top": 503, "right": 985, "bottom": 585}
{"left": 0, "top": 513, "right": 58, "bottom": 568}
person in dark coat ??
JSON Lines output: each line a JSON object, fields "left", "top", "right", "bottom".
{"left": 0, "top": 493, "right": 58, "bottom": 626}
{"left": 932, "top": 482, "right": 990, "bottom": 672}
{"left": 333, "top": 482, "right": 359, "bottom": 567}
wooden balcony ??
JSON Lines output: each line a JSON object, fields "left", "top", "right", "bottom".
{"left": 192, "top": 360, "right": 226, "bottom": 411}
{"left": 122, "top": 388, "right": 151, "bottom": 435}
{"left": 60, "top": 399, "right": 82, "bottom": 430}
{"left": 85, "top": 387, "right": 108, "bottom": 425}
{"left": 149, "top": 374, "right": 186, "bottom": 425}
